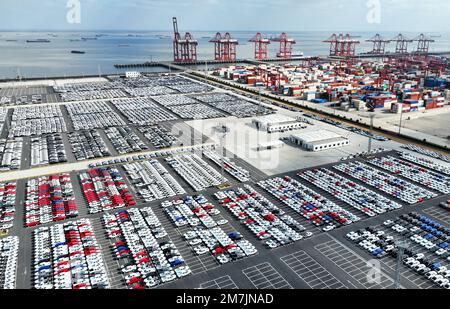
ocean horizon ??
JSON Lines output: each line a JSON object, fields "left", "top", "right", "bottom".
{"left": 1, "top": 30, "right": 449, "bottom": 79}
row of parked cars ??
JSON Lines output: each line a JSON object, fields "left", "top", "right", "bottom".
{"left": 165, "top": 103, "right": 226, "bottom": 120}
{"left": 0, "top": 182, "right": 17, "bottom": 231}
{"left": 11, "top": 105, "right": 63, "bottom": 121}
{"left": 298, "top": 168, "right": 402, "bottom": 217}
{"left": 152, "top": 94, "right": 198, "bottom": 107}
{"left": 368, "top": 156, "right": 450, "bottom": 194}
{"left": 59, "top": 89, "right": 127, "bottom": 102}
{"left": 166, "top": 153, "right": 226, "bottom": 192}
{"left": 259, "top": 176, "right": 359, "bottom": 232}
{"left": 334, "top": 161, "right": 437, "bottom": 204}
{"left": 103, "top": 207, "right": 191, "bottom": 288}
{"left": 0, "top": 236, "right": 19, "bottom": 289}
{"left": 112, "top": 98, "right": 178, "bottom": 126}
{"left": 30, "top": 134, "right": 67, "bottom": 167}
{"left": 69, "top": 130, "right": 111, "bottom": 161}
{"left": 389, "top": 212, "right": 450, "bottom": 258}
{"left": 123, "top": 160, "right": 185, "bottom": 203}
{"left": 398, "top": 151, "right": 450, "bottom": 176}
{"left": 137, "top": 125, "right": 181, "bottom": 149}
{"left": 340, "top": 148, "right": 388, "bottom": 161}
{"left": 9, "top": 105, "right": 67, "bottom": 138}
{"left": 0, "top": 139, "right": 22, "bottom": 171}
{"left": 104, "top": 126, "right": 148, "bottom": 155}
{"left": 25, "top": 174, "right": 78, "bottom": 227}
{"left": 9, "top": 117, "right": 68, "bottom": 138}
{"left": 33, "top": 219, "right": 110, "bottom": 289}
{"left": 207, "top": 99, "right": 274, "bottom": 118}
{"left": 215, "top": 185, "right": 309, "bottom": 249}
{"left": 163, "top": 195, "right": 223, "bottom": 229}
{"left": 167, "top": 82, "right": 213, "bottom": 94}
{"left": 203, "top": 150, "right": 251, "bottom": 182}
{"left": 79, "top": 168, "right": 137, "bottom": 214}
{"left": 87, "top": 144, "right": 218, "bottom": 169}
{"left": 346, "top": 213, "right": 450, "bottom": 289}
{"left": 53, "top": 81, "right": 122, "bottom": 93}
{"left": 0, "top": 94, "right": 47, "bottom": 106}
{"left": 401, "top": 144, "right": 450, "bottom": 164}
{"left": 162, "top": 195, "right": 257, "bottom": 263}
{"left": 124, "top": 85, "right": 177, "bottom": 97}
{"left": 66, "top": 101, "right": 126, "bottom": 131}
{"left": 440, "top": 200, "right": 450, "bottom": 211}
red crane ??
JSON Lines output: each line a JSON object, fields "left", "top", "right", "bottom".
{"left": 249, "top": 33, "right": 270, "bottom": 60}
{"left": 366, "top": 34, "right": 390, "bottom": 55}
{"left": 324, "top": 34, "right": 360, "bottom": 57}
{"left": 172, "top": 17, "right": 198, "bottom": 63}
{"left": 210, "top": 32, "right": 238, "bottom": 61}
{"left": 271, "top": 33, "right": 296, "bottom": 59}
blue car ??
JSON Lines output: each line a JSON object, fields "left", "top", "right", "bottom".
{"left": 170, "top": 259, "right": 184, "bottom": 267}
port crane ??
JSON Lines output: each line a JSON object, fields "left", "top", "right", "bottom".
{"left": 172, "top": 17, "right": 198, "bottom": 63}
{"left": 413, "top": 33, "right": 435, "bottom": 54}
{"left": 210, "top": 32, "right": 239, "bottom": 61}
{"left": 270, "top": 33, "right": 296, "bottom": 59}
{"left": 249, "top": 33, "right": 271, "bottom": 60}
{"left": 390, "top": 34, "right": 413, "bottom": 54}
{"left": 366, "top": 34, "right": 390, "bottom": 55}
{"left": 324, "top": 34, "right": 360, "bottom": 57}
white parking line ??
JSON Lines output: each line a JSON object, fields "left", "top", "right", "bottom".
{"left": 315, "top": 235, "right": 400, "bottom": 289}
{"left": 243, "top": 262, "right": 292, "bottom": 289}
{"left": 199, "top": 275, "right": 238, "bottom": 289}
{"left": 281, "top": 251, "right": 348, "bottom": 289}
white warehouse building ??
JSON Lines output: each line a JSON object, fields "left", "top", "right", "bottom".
{"left": 289, "top": 129, "right": 350, "bottom": 152}
{"left": 252, "top": 114, "right": 305, "bottom": 133}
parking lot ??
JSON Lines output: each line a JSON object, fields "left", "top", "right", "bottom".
{"left": 243, "top": 262, "right": 293, "bottom": 289}
{"left": 281, "top": 250, "right": 348, "bottom": 289}
{"left": 0, "top": 73, "right": 449, "bottom": 290}
{"left": 199, "top": 275, "right": 239, "bottom": 289}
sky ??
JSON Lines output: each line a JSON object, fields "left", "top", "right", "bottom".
{"left": 0, "top": 0, "right": 449, "bottom": 32}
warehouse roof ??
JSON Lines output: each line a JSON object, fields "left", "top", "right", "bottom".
{"left": 253, "top": 114, "right": 297, "bottom": 126}
{"left": 291, "top": 129, "right": 348, "bottom": 143}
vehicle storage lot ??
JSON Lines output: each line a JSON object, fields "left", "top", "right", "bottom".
{"left": 5, "top": 141, "right": 450, "bottom": 290}
{"left": 1, "top": 74, "right": 450, "bottom": 290}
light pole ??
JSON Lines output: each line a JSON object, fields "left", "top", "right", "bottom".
{"left": 368, "top": 114, "right": 375, "bottom": 153}
{"left": 394, "top": 239, "right": 409, "bottom": 289}
{"left": 398, "top": 105, "right": 404, "bottom": 135}
{"left": 217, "top": 123, "right": 229, "bottom": 186}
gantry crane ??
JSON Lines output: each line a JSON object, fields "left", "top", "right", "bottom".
{"left": 172, "top": 17, "right": 198, "bottom": 63}
{"left": 210, "top": 32, "right": 238, "bottom": 61}
{"left": 324, "top": 34, "right": 360, "bottom": 57}
{"left": 249, "top": 33, "right": 271, "bottom": 60}
{"left": 413, "top": 33, "right": 435, "bottom": 54}
{"left": 271, "top": 32, "right": 296, "bottom": 59}
{"left": 390, "top": 34, "right": 413, "bottom": 54}
{"left": 366, "top": 34, "right": 390, "bottom": 55}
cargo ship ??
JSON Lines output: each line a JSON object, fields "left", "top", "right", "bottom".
{"left": 26, "top": 39, "right": 51, "bottom": 43}
{"left": 71, "top": 50, "right": 86, "bottom": 54}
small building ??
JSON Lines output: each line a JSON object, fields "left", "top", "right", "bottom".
{"left": 252, "top": 114, "right": 305, "bottom": 133}
{"left": 257, "top": 140, "right": 285, "bottom": 151}
{"left": 289, "top": 130, "right": 350, "bottom": 152}
{"left": 125, "top": 71, "right": 141, "bottom": 79}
